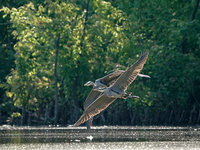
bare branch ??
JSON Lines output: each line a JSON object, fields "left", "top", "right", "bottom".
{"left": 0, "top": 22, "right": 13, "bottom": 25}
{"left": 191, "top": 0, "right": 200, "bottom": 21}
{"left": 54, "top": 34, "right": 60, "bottom": 126}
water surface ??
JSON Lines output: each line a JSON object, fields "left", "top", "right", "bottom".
{"left": 0, "top": 125, "right": 200, "bottom": 150}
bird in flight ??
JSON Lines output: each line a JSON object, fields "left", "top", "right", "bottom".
{"left": 70, "top": 52, "right": 149, "bottom": 128}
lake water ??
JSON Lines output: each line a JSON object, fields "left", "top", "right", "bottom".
{"left": 0, "top": 125, "right": 200, "bottom": 150}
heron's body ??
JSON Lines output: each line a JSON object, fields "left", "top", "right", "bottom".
{"left": 71, "top": 52, "right": 149, "bottom": 129}
{"left": 83, "top": 71, "right": 150, "bottom": 109}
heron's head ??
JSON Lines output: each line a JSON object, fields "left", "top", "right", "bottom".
{"left": 84, "top": 81, "right": 95, "bottom": 86}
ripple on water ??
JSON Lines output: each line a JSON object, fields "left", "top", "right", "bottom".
{"left": 0, "top": 126, "right": 200, "bottom": 150}
{"left": 1, "top": 141, "right": 200, "bottom": 150}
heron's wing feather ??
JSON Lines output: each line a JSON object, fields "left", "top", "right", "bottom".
{"left": 98, "top": 70, "right": 124, "bottom": 87}
{"left": 111, "top": 52, "right": 149, "bottom": 92}
{"left": 83, "top": 89, "right": 102, "bottom": 110}
{"left": 73, "top": 94, "right": 116, "bottom": 126}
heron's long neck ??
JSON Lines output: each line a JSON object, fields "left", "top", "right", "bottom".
{"left": 95, "top": 87, "right": 107, "bottom": 92}
{"left": 90, "top": 81, "right": 96, "bottom": 87}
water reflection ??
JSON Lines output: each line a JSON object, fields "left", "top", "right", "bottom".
{"left": 0, "top": 126, "right": 200, "bottom": 150}
{"left": 1, "top": 141, "right": 200, "bottom": 150}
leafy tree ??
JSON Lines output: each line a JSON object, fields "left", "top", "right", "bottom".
{"left": 1, "top": 0, "right": 200, "bottom": 126}
{"left": 0, "top": 0, "right": 30, "bottom": 124}
{"left": 1, "top": 0, "right": 128, "bottom": 125}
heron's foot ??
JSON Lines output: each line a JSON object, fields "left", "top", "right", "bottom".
{"left": 129, "top": 95, "right": 140, "bottom": 99}
{"left": 138, "top": 74, "right": 151, "bottom": 78}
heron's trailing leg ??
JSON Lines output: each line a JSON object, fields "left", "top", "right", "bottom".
{"left": 86, "top": 117, "right": 93, "bottom": 133}
{"left": 129, "top": 95, "right": 140, "bottom": 99}
{"left": 122, "top": 92, "right": 140, "bottom": 99}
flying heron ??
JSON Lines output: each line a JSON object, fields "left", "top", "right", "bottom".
{"left": 83, "top": 71, "right": 150, "bottom": 131}
{"left": 71, "top": 52, "right": 149, "bottom": 129}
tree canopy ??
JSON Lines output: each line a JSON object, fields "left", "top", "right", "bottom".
{"left": 0, "top": 0, "right": 200, "bottom": 126}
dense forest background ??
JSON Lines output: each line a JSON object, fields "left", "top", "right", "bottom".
{"left": 0, "top": 0, "right": 200, "bottom": 127}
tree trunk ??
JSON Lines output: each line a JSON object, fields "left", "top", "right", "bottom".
{"left": 139, "top": 112, "right": 144, "bottom": 125}
{"left": 178, "top": 110, "right": 185, "bottom": 124}
{"left": 70, "top": 104, "right": 80, "bottom": 124}
{"left": 44, "top": 103, "right": 49, "bottom": 125}
{"left": 100, "top": 113, "right": 105, "bottom": 122}
{"left": 188, "top": 104, "right": 196, "bottom": 125}
{"left": 197, "top": 109, "right": 200, "bottom": 125}
{"left": 69, "top": 0, "right": 90, "bottom": 125}
{"left": 28, "top": 112, "right": 31, "bottom": 126}
{"left": 54, "top": 34, "right": 60, "bottom": 126}
{"left": 168, "top": 110, "right": 173, "bottom": 124}
{"left": 144, "top": 108, "right": 149, "bottom": 124}
{"left": 21, "top": 106, "right": 25, "bottom": 126}
{"left": 129, "top": 110, "right": 136, "bottom": 125}
{"left": 72, "top": 81, "right": 80, "bottom": 123}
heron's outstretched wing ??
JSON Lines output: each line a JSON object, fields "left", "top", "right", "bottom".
{"left": 111, "top": 52, "right": 149, "bottom": 92}
{"left": 98, "top": 70, "right": 124, "bottom": 87}
{"left": 73, "top": 94, "right": 116, "bottom": 126}
{"left": 83, "top": 89, "right": 102, "bottom": 110}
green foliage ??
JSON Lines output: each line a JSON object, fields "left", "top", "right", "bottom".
{"left": 1, "top": 0, "right": 128, "bottom": 114}
{"left": 11, "top": 112, "right": 21, "bottom": 118}
{"left": 1, "top": 0, "right": 200, "bottom": 125}
{"left": 2, "top": 1, "right": 82, "bottom": 109}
